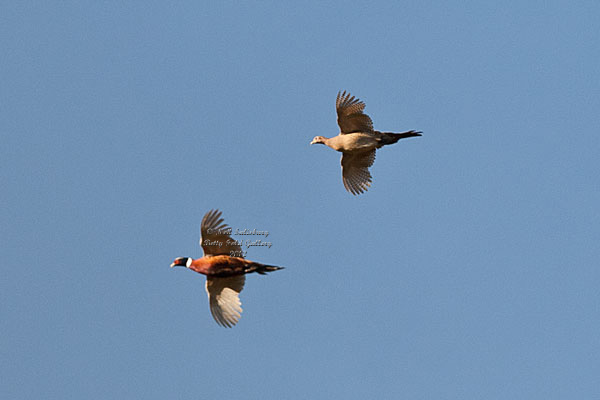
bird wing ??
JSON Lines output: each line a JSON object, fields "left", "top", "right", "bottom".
{"left": 200, "top": 209, "right": 242, "bottom": 257}
{"left": 341, "top": 150, "right": 376, "bottom": 195}
{"left": 205, "top": 275, "right": 245, "bottom": 328}
{"left": 336, "top": 90, "right": 374, "bottom": 134}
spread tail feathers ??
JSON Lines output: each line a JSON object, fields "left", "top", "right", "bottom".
{"left": 248, "top": 263, "right": 285, "bottom": 275}
{"left": 379, "top": 130, "right": 422, "bottom": 145}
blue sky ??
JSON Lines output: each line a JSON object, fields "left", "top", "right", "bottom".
{"left": 2, "top": 1, "right": 599, "bottom": 398}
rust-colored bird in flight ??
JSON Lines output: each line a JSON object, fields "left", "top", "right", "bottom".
{"left": 171, "top": 209, "right": 283, "bottom": 327}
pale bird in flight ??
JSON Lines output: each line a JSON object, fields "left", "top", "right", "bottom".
{"left": 311, "top": 91, "right": 422, "bottom": 195}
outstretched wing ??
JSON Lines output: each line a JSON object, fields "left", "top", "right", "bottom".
{"left": 336, "top": 90, "right": 374, "bottom": 134}
{"left": 205, "top": 275, "right": 245, "bottom": 328}
{"left": 341, "top": 150, "right": 376, "bottom": 195}
{"left": 200, "top": 209, "right": 242, "bottom": 256}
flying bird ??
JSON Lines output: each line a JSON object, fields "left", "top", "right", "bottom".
{"left": 311, "top": 90, "right": 422, "bottom": 195}
{"left": 171, "top": 209, "right": 283, "bottom": 327}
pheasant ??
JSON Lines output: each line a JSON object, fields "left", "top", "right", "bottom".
{"left": 171, "top": 209, "right": 283, "bottom": 327}
{"left": 311, "top": 90, "right": 422, "bottom": 195}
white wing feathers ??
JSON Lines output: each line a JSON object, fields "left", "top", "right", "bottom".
{"left": 205, "top": 275, "right": 246, "bottom": 328}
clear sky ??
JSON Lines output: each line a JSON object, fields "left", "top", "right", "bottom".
{"left": 2, "top": 1, "right": 599, "bottom": 399}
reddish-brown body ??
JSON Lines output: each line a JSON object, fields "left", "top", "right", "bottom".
{"left": 171, "top": 209, "right": 283, "bottom": 327}
{"left": 189, "top": 255, "right": 264, "bottom": 277}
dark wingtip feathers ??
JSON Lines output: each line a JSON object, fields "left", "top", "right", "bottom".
{"left": 336, "top": 90, "right": 363, "bottom": 110}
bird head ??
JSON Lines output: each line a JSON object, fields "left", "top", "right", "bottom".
{"left": 310, "top": 136, "right": 326, "bottom": 145}
{"left": 170, "top": 257, "right": 192, "bottom": 268}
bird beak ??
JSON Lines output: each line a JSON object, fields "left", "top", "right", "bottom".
{"left": 170, "top": 262, "right": 176, "bottom": 268}
{"left": 310, "top": 139, "right": 316, "bottom": 145}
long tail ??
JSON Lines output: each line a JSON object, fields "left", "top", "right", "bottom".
{"left": 378, "top": 130, "right": 422, "bottom": 146}
{"left": 246, "top": 262, "right": 285, "bottom": 275}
